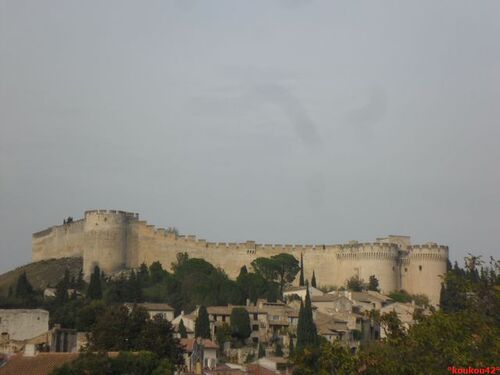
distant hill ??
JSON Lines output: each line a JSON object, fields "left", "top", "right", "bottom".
{"left": 0, "top": 257, "right": 83, "bottom": 296}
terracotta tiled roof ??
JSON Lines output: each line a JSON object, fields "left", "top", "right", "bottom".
{"left": 0, "top": 353, "right": 79, "bottom": 375}
{"left": 180, "top": 338, "right": 219, "bottom": 351}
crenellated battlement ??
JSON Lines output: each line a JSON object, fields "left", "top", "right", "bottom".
{"left": 32, "top": 209, "right": 449, "bottom": 305}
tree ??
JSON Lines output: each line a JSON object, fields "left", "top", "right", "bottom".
{"left": 138, "top": 315, "right": 185, "bottom": 365}
{"left": 296, "top": 286, "right": 318, "bottom": 352}
{"left": 299, "top": 254, "right": 305, "bottom": 287}
{"left": 311, "top": 270, "right": 317, "bottom": 288}
{"left": 296, "top": 340, "right": 357, "bottom": 375}
{"left": 178, "top": 319, "right": 187, "bottom": 339}
{"left": 138, "top": 263, "right": 150, "bottom": 285}
{"left": 149, "top": 261, "right": 166, "bottom": 284}
{"left": 230, "top": 307, "right": 251, "bottom": 342}
{"left": 55, "top": 268, "right": 71, "bottom": 304}
{"left": 88, "top": 305, "right": 184, "bottom": 365}
{"left": 251, "top": 253, "right": 300, "bottom": 295}
{"left": 215, "top": 322, "right": 231, "bottom": 351}
{"left": 275, "top": 342, "right": 283, "bottom": 357}
{"left": 15, "top": 272, "right": 34, "bottom": 298}
{"left": 288, "top": 335, "right": 294, "bottom": 356}
{"left": 368, "top": 275, "right": 380, "bottom": 292}
{"left": 195, "top": 306, "right": 211, "bottom": 339}
{"left": 258, "top": 342, "right": 266, "bottom": 358}
{"left": 87, "top": 265, "right": 103, "bottom": 300}
{"left": 346, "top": 275, "right": 365, "bottom": 292}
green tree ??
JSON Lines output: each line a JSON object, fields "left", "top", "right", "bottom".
{"left": 275, "top": 342, "right": 283, "bottom": 357}
{"left": 149, "top": 261, "right": 167, "bottom": 284}
{"left": 87, "top": 265, "right": 103, "bottom": 300}
{"left": 346, "top": 275, "right": 365, "bottom": 292}
{"left": 178, "top": 319, "right": 187, "bottom": 339}
{"left": 311, "top": 270, "right": 317, "bottom": 288}
{"left": 296, "top": 286, "right": 318, "bottom": 352}
{"left": 251, "top": 253, "right": 300, "bottom": 295}
{"left": 230, "top": 307, "right": 251, "bottom": 342}
{"left": 288, "top": 335, "right": 294, "bottom": 356}
{"left": 215, "top": 322, "right": 231, "bottom": 351}
{"left": 15, "top": 272, "right": 34, "bottom": 298}
{"left": 368, "top": 275, "right": 379, "bottom": 292}
{"left": 258, "top": 342, "right": 266, "bottom": 358}
{"left": 299, "top": 253, "right": 305, "bottom": 287}
{"left": 55, "top": 268, "right": 71, "bottom": 304}
{"left": 195, "top": 306, "right": 211, "bottom": 339}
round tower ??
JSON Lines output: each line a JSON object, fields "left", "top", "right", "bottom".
{"left": 335, "top": 242, "right": 400, "bottom": 294}
{"left": 401, "top": 243, "right": 449, "bottom": 306}
{"left": 82, "top": 210, "right": 136, "bottom": 278}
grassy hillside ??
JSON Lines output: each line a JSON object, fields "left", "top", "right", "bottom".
{"left": 0, "top": 257, "right": 83, "bottom": 296}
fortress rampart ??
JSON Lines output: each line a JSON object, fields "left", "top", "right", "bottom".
{"left": 32, "top": 210, "right": 449, "bottom": 305}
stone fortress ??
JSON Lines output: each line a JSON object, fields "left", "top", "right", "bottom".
{"left": 32, "top": 210, "right": 449, "bottom": 305}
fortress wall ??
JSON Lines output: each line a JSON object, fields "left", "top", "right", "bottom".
{"left": 32, "top": 220, "right": 85, "bottom": 262}
{"left": 335, "top": 243, "right": 400, "bottom": 293}
{"left": 32, "top": 210, "right": 449, "bottom": 304}
{"left": 401, "top": 245, "right": 448, "bottom": 305}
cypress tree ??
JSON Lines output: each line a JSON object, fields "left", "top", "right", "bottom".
{"left": 87, "top": 265, "right": 103, "bottom": 300}
{"left": 178, "top": 319, "right": 188, "bottom": 338}
{"left": 439, "top": 283, "right": 447, "bottom": 310}
{"left": 299, "top": 254, "right": 305, "bottom": 287}
{"left": 55, "top": 268, "right": 70, "bottom": 304}
{"left": 288, "top": 334, "right": 294, "bottom": 356}
{"left": 195, "top": 306, "right": 211, "bottom": 339}
{"left": 275, "top": 342, "right": 283, "bottom": 356}
{"left": 296, "top": 284, "right": 318, "bottom": 351}
{"left": 15, "top": 272, "right": 34, "bottom": 298}
{"left": 258, "top": 342, "right": 266, "bottom": 358}
{"left": 311, "top": 270, "right": 317, "bottom": 288}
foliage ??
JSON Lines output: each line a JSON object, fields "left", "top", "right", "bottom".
{"left": 296, "top": 286, "right": 318, "bottom": 352}
{"left": 195, "top": 305, "right": 211, "bottom": 339}
{"left": 87, "top": 265, "right": 103, "bottom": 300}
{"left": 275, "top": 342, "right": 283, "bottom": 356}
{"left": 88, "top": 305, "right": 184, "bottom": 365}
{"left": 215, "top": 322, "right": 232, "bottom": 351}
{"left": 346, "top": 275, "right": 366, "bottom": 292}
{"left": 178, "top": 318, "right": 187, "bottom": 338}
{"left": 299, "top": 254, "right": 305, "bottom": 287}
{"left": 367, "top": 275, "right": 379, "bottom": 292}
{"left": 230, "top": 307, "right": 251, "bottom": 342}
{"left": 293, "top": 340, "right": 357, "bottom": 375}
{"left": 258, "top": 342, "right": 266, "bottom": 358}
{"left": 251, "top": 253, "right": 300, "bottom": 295}
{"left": 50, "top": 351, "right": 175, "bottom": 375}
{"left": 311, "top": 270, "right": 317, "bottom": 288}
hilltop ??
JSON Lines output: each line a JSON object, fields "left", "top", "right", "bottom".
{"left": 0, "top": 257, "right": 83, "bottom": 296}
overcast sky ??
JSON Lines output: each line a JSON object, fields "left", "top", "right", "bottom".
{"left": 1, "top": 1, "right": 499, "bottom": 273}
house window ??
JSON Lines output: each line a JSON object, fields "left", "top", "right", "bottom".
{"left": 222, "top": 316, "right": 226, "bottom": 322}
{"left": 253, "top": 314, "right": 258, "bottom": 320}
{"left": 252, "top": 324, "right": 259, "bottom": 331}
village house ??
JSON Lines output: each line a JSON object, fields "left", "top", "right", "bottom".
{"left": 171, "top": 311, "right": 196, "bottom": 339}
{"left": 123, "top": 303, "right": 175, "bottom": 321}
{"left": 206, "top": 299, "right": 300, "bottom": 345}
{"left": 282, "top": 286, "right": 323, "bottom": 301}
{"left": 180, "top": 337, "right": 218, "bottom": 372}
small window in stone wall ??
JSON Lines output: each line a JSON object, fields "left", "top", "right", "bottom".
{"left": 419, "top": 265, "right": 422, "bottom": 271}
{"left": 404, "top": 268, "right": 408, "bottom": 272}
